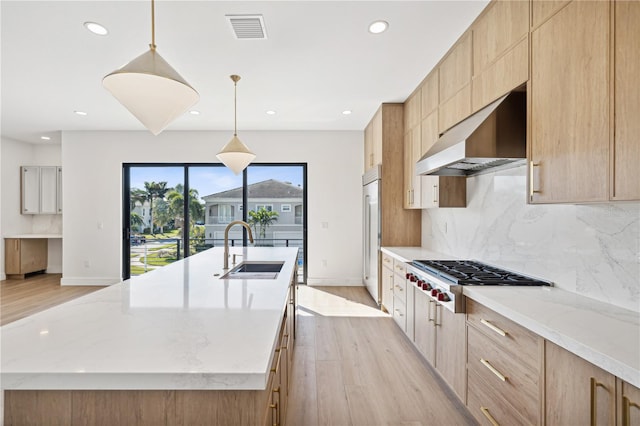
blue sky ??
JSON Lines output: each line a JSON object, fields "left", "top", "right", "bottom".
{"left": 130, "top": 165, "right": 303, "bottom": 200}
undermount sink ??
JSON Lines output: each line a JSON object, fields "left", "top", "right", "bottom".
{"left": 220, "top": 261, "right": 285, "bottom": 280}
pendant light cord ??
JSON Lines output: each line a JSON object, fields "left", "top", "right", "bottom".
{"left": 150, "top": 0, "right": 157, "bottom": 50}
{"left": 234, "top": 79, "right": 238, "bottom": 137}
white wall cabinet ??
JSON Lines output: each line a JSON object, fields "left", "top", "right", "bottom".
{"left": 21, "top": 166, "right": 62, "bottom": 215}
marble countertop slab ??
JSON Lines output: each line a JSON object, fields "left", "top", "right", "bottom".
{"left": 380, "top": 246, "right": 457, "bottom": 263}
{"left": 4, "top": 234, "right": 62, "bottom": 238}
{"left": 381, "top": 246, "right": 640, "bottom": 388}
{"left": 1, "top": 246, "right": 298, "bottom": 390}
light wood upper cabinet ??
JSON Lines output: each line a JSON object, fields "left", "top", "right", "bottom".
{"left": 472, "top": 36, "right": 529, "bottom": 112}
{"left": 472, "top": 0, "right": 529, "bottom": 74}
{"left": 403, "top": 125, "right": 422, "bottom": 209}
{"left": 403, "top": 92, "right": 423, "bottom": 209}
{"left": 612, "top": 1, "right": 640, "bottom": 200}
{"left": 404, "top": 89, "right": 421, "bottom": 132}
{"left": 531, "top": 0, "right": 571, "bottom": 30}
{"left": 420, "top": 70, "right": 439, "bottom": 120}
{"left": 364, "top": 108, "right": 383, "bottom": 172}
{"left": 438, "top": 33, "right": 472, "bottom": 133}
{"left": 546, "top": 341, "right": 616, "bottom": 426}
{"left": 529, "top": 0, "right": 610, "bottom": 203}
{"left": 439, "top": 33, "right": 472, "bottom": 103}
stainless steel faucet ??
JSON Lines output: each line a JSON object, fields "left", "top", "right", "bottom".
{"left": 223, "top": 220, "right": 254, "bottom": 270}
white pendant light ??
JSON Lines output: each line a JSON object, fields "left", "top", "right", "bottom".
{"left": 216, "top": 75, "right": 256, "bottom": 175}
{"left": 103, "top": 0, "right": 199, "bottom": 135}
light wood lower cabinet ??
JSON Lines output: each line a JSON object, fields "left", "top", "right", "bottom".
{"left": 381, "top": 254, "right": 394, "bottom": 314}
{"left": 411, "top": 285, "right": 466, "bottom": 401}
{"left": 545, "top": 340, "right": 616, "bottom": 426}
{"left": 466, "top": 299, "right": 543, "bottom": 425}
{"left": 5, "top": 238, "right": 48, "bottom": 279}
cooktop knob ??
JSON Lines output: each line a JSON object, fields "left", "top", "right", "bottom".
{"left": 438, "top": 293, "right": 450, "bottom": 302}
{"left": 431, "top": 289, "right": 439, "bottom": 297}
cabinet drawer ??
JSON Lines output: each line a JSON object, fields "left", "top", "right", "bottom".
{"left": 467, "top": 298, "right": 541, "bottom": 369}
{"left": 382, "top": 253, "right": 394, "bottom": 270}
{"left": 392, "top": 296, "right": 407, "bottom": 333}
{"left": 468, "top": 325, "right": 540, "bottom": 425}
{"left": 393, "top": 273, "right": 407, "bottom": 304}
{"left": 393, "top": 259, "right": 406, "bottom": 277}
{"left": 467, "top": 368, "right": 531, "bottom": 426}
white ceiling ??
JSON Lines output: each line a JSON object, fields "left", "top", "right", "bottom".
{"left": 1, "top": 1, "right": 489, "bottom": 144}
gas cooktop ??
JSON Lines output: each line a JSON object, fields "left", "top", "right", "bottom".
{"left": 411, "top": 260, "right": 551, "bottom": 286}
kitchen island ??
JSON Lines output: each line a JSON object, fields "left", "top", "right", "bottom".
{"left": 1, "top": 246, "right": 298, "bottom": 425}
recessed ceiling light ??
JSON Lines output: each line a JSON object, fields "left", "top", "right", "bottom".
{"left": 266, "top": 110, "right": 276, "bottom": 115}
{"left": 40, "top": 136, "right": 51, "bottom": 141}
{"left": 74, "top": 110, "right": 88, "bottom": 116}
{"left": 84, "top": 21, "right": 108, "bottom": 36}
{"left": 342, "top": 110, "right": 352, "bottom": 115}
{"left": 189, "top": 110, "right": 200, "bottom": 115}
{"left": 368, "top": 20, "right": 389, "bottom": 34}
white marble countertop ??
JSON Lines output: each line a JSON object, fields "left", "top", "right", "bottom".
{"left": 4, "top": 234, "right": 62, "bottom": 238}
{"left": 1, "top": 246, "right": 298, "bottom": 390}
{"left": 380, "top": 246, "right": 456, "bottom": 263}
{"left": 382, "top": 246, "right": 640, "bottom": 388}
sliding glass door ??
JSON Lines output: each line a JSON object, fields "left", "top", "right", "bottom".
{"left": 123, "top": 164, "right": 306, "bottom": 283}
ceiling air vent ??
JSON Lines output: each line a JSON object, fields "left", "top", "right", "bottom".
{"left": 226, "top": 14, "right": 267, "bottom": 40}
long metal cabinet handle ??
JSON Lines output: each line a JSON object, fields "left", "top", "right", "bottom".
{"left": 433, "top": 185, "right": 438, "bottom": 203}
{"left": 480, "top": 319, "right": 507, "bottom": 337}
{"left": 480, "top": 407, "right": 500, "bottom": 426}
{"left": 529, "top": 161, "right": 541, "bottom": 200}
{"left": 480, "top": 358, "right": 507, "bottom": 382}
{"left": 590, "top": 377, "right": 609, "bottom": 426}
{"left": 428, "top": 299, "right": 434, "bottom": 322}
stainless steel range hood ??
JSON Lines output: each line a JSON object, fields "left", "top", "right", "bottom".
{"left": 416, "top": 92, "right": 526, "bottom": 176}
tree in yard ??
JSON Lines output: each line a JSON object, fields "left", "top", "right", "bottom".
{"left": 152, "top": 198, "right": 172, "bottom": 235}
{"left": 143, "top": 181, "right": 169, "bottom": 234}
{"left": 248, "top": 208, "right": 279, "bottom": 242}
{"left": 130, "top": 211, "right": 145, "bottom": 232}
{"left": 166, "top": 184, "right": 205, "bottom": 248}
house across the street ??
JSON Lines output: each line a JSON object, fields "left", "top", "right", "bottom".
{"left": 202, "top": 179, "right": 303, "bottom": 247}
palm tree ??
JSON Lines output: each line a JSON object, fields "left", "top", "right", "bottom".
{"left": 143, "top": 181, "right": 169, "bottom": 234}
{"left": 153, "top": 198, "right": 172, "bottom": 235}
{"left": 248, "top": 208, "right": 279, "bottom": 242}
{"left": 130, "top": 211, "right": 145, "bottom": 232}
{"left": 166, "top": 184, "right": 204, "bottom": 230}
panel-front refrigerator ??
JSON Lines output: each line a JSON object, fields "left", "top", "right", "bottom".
{"left": 362, "top": 166, "right": 381, "bottom": 305}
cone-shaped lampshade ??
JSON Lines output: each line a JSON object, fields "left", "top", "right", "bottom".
{"left": 103, "top": 48, "right": 199, "bottom": 135}
{"left": 216, "top": 136, "right": 256, "bottom": 175}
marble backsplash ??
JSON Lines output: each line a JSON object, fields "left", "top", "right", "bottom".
{"left": 422, "top": 165, "right": 640, "bottom": 312}
{"left": 32, "top": 214, "right": 62, "bottom": 234}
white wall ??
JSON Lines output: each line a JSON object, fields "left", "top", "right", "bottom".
{"left": 61, "top": 130, "right": 363, "bottom": 286}
{"left": 0, "top": 137, "right": 63, "bottom": 276}
{"left": 422, "top": 165, "right": 640, "bottom": 312}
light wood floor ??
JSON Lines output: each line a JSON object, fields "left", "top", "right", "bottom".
{"left": 286, "top": 285, "right": 477, "bottom": 426}
{"left": 1, "top": 274, "right": 103, "bottom": 326}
